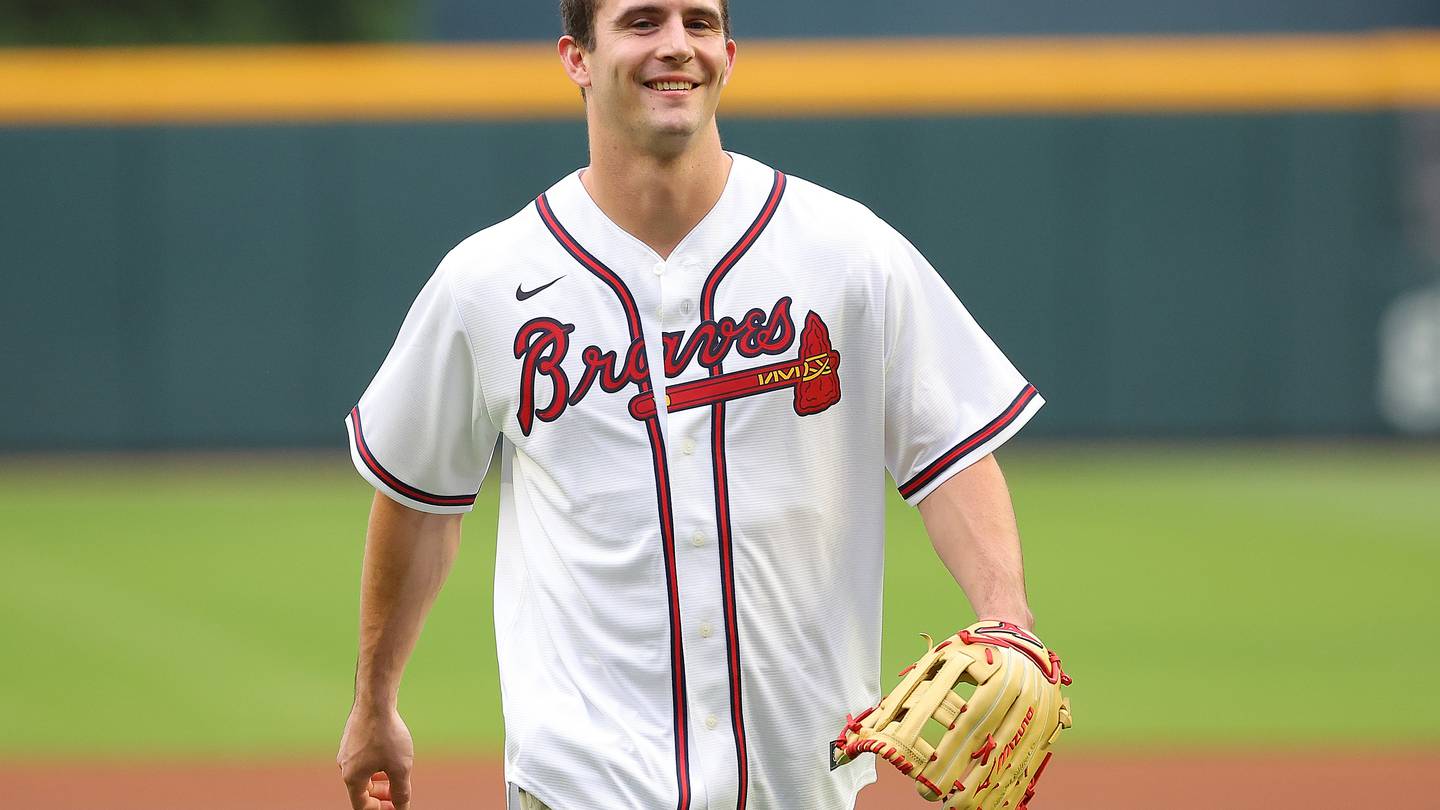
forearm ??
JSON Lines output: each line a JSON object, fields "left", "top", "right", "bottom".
{"left": 917, "top": 453, "right": 1033, "bottom": 630}
{"left": 353, "top": 491, "right": 463, "bottom": 709}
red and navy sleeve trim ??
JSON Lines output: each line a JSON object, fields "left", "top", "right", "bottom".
{"left": 897, "top": 384, "right": 1039, "bottom": 500}
{"left": 349, "top": 406, "right": 479, "bottom": 508}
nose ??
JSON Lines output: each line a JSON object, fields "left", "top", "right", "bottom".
{"left": 656, "top": 18, "right": 693, "bottom": 63}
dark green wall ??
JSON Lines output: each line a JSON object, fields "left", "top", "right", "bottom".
{"left": 0, "top": 0, "right": 418, "bottom": 47}
{"left": 427, "top": 0, "right": 1440, "bottom": 40}
{"left": 0, "top": 114, "right": 1425, "bottom": 449}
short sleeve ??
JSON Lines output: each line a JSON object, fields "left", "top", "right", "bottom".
{"left": 881, "top": 227, "right": 1044, "bottom": 506}
{"left": 345, "top": 265, "right": 497, "bottom": 514}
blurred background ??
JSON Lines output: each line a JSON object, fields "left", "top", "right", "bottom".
{"left": 3, "top": 2, "right": 1438, "bottom": 808}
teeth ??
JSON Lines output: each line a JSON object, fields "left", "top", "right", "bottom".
{"left": 649, "top": 81, "right": 694, "bottom": 91}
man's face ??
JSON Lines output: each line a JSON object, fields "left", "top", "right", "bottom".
{"left": 564, "top": 0, "right": 735, "bottom": 152}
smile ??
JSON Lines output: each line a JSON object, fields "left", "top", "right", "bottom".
{"left": 644, "top": 81, "right": 698, "bottom": 91}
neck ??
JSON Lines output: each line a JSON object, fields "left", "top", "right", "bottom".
{"left": 581, "top": 125, "right": 732, "bottom": 260}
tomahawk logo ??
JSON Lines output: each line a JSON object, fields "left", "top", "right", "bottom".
{"left": 630, "top": 310, "right": 840, "bottom": 419}
{"left": 514, "top": 297, "right": 841, "bottom": 435}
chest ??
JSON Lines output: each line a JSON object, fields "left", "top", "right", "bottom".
{"left": 497, "top": 252, "right": 879, "bottom": 441}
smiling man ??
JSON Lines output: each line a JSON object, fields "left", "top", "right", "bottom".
{"left": 336, "top": 2, "right": 1051, "bottom": 809}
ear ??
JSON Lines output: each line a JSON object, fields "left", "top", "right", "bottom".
{"left": 558, "top": 35, "right": 592, "bottom": 90}
{"left": 720, "top": 38, "right": 737, "bottom": 86}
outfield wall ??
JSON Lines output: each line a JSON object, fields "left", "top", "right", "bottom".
{"left": 2, "top": 40, "right": 1438, "bottom": 449}
{"left": 425, "top": 0, "right": 1440, "bottom": 39}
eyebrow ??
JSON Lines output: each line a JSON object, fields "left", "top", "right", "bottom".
{"left": 612, "top": 3, "right": 723, "bottom": 23}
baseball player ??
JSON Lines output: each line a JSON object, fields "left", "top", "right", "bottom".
{"left": 337, "top": 1, "right": 1046, "bottom": 809}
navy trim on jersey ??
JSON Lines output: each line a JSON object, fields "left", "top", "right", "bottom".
{"left": 699, "top": 169, "right": 787, "bottom": 810}
{"left": 348, "top": 406, "right": 479, "bottom": 508}
{"left": 534, "top": 193, "right": 693, "bottom": 810}
{"left": 897, "top": 383, "right": 1039, "bottom": 500}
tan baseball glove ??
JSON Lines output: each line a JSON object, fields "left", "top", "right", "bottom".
{"left": 832, "top": 620, "right": 1073, "bottom": 809}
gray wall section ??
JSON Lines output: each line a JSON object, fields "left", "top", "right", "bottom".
{"left": 0, "top": 114, "right": 1425, "bottom": 449}
{"left": 424, "top": 0, "right": 1440, "bottom": 40}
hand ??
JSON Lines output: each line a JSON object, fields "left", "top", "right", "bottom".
{"left": 338, "top": 703, "right": 414, "bottom": 810}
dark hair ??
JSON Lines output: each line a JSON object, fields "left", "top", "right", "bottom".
{"left": 561, "top": 0, "right": 731, "bottom": 50}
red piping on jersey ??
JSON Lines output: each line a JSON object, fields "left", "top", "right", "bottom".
{"left": 700, "top": 169, "right": 787, "bottom": 810}
{"left": 702, "top": 171, "right": 788, "bottom": 312}
{"left": 898, "top": 383, "right": 1039, "bottom": 499}
{"left": 536, "top": 195, "right": 644, "bottom": 337}
{"left": 348, "top": 406, "right": 478, "bottom": 507}
{"left": 535, "top": 193, "right": 693, "bottom": 810}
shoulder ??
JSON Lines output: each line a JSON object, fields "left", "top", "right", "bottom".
{"left": 735, "top": 156, "right": 903, "bottom": 247}
{"left": 740, "top": 157, "right": 911, "bottom": 265}
{"left": 778, "top": 172, "right": 879, "bottom": 229}
{"left": 729, "top": 153, "right": 877, "bottom": 227}
{"left": 437, "top": 202, "right": 546, "bottom": 286}
{"left": 425, "top": 176, "right": 582, "bottom": 304}
{"left": 400, "top": 174, "right": 584, "bottom": 343}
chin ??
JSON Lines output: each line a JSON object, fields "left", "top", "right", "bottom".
{"left": 641, "top": 115, "right": 703, "bottom": 139}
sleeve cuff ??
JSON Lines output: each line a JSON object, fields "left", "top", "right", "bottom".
{"left": 346, "top": 407, "right": 478, "bottom": 515}
{"left": 896, "top": 384, "right": 1044, "bottom": 506}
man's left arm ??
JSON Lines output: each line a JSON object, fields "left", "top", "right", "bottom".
{"left": 917, "top": 453, "right": 1035, "bottom": 631}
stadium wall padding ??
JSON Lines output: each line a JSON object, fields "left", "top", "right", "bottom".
{"left": 0, "top": 113, "right": 1428, "bottom": 449}
{"left": 424, "top": 0, "right": 1440, "bottom": 40}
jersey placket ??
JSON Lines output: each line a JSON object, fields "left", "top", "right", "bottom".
{"left": 665, "top": 168, "right": 788, "bottom": 810}
{"left": 649, "top": 252, "right": 741, "bottom": 810}
{"left": 530, "top": 164, "right": 788, "bottom": 810}
{"left": 534, "top": 192, "right": 700, "bottom": 810}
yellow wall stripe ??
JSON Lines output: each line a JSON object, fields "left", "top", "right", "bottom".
{"left": 3, "top": 32, "right": 1439, "bottom": 124}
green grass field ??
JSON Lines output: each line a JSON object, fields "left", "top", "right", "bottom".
{"left": 3, "top": 444, "right": 1438, "bottom": 758}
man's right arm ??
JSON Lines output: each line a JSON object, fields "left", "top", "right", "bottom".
{"left": 338, "top": 491, "right": 463, "bottom": 810}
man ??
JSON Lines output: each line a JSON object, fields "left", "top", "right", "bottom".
{"left": 337, "top": 1, "right": 1045, "bottom": 808}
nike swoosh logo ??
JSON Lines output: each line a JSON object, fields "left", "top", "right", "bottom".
{"left": 516, "top": 275, "right": 564, "bottom": 301}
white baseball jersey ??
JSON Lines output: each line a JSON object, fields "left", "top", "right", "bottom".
{"left": 346, "top": 152, "right": 1043, "bottom": 810}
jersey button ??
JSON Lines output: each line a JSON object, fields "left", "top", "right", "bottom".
{"left": 653, "top": 262, "right": 665, "bottom": 276}
{"left": 705, "top": 715, "right": 718, "bottom": 730}
{"left": 681, "top": 438, "right": 695, "bottom": 455}
{"left": 692, "top": 531, "right": 705, "bottom": 547}
{"left": 699, "top": 622, "right": 713, "bottom": 638}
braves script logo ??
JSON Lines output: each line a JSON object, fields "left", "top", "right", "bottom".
{"left": 514, "top": 296, "right": 842, "bottom": 435}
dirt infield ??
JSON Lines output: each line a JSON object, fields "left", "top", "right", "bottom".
{"left": 15, "top": 751, "right": 1435, "bottom": 809}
